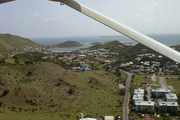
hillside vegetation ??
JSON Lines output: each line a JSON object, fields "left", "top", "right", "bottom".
{"left": 0, "top": 33, "right": 40, "bottom": 53}
{"left": 0, "top": 53, "right": 127, "bottom": 120}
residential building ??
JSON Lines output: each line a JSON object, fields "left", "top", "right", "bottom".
{"left": 117, "top": 45, "right": 124, "bottom": 48}
{"left": 153, "top": 89, "right": 171, "bottom": 99}
{"left": 158, "top": 101, "right": 179, "bottom": 112}
{"left": 135, "top": 101, "right": 154, "bottom": 112}
{"left": 110, "top": 52, "right": 119, "bottom": 55}
{"left": 98, "top": 48, "right": 107, "bottom": 52}
{"left": 134, "top": 88, "right": 144, "bottom": 96}
{"left": 78, "top": 49, "right": 88, "bottom": 53}
{"left": 166, "top": 93, "right": 178, "bottom": 102}
{"left": 99, "top": 54, "right": 107, "bottom": 58}
{"left": 133, "top": 94, "right": 143, "bottom": 104}
{"left": 105, "top": 60, "right": 111, "bottom": 63}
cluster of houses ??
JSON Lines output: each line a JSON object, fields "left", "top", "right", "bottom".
{"left": 41, "top": 48, "right": 118, "bottom": 63}
{"left": 41, "top": 48, "right": 119, "bottom": 72}
{"left": 135, "top": 53, "right": 162, "bottom": 62}
{"left": 77, "top": 48, "right": 119, "bottom": 58}
{"left": 133, "top": 88, "right": 179, "bottom": 112}
{"left": 119, "top": 52, "right": 180, "bottom": 74}
{"left": 16, "top": 46, "right": 46, "bottom": 52}
{"left": 70, "top": 60, "right": 92, "bottom": 71}
{"left": 119, "top": 53, "right": 162, "bottom": 74}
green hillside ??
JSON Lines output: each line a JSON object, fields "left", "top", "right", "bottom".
{"left": 0, "top": 33, "right": 40, "bottom": 53}
{"left": 0, "top": 53, "right": 126, "bottom": 119}
{"left": 53, "top": 41, "right": 83, "bottom": 48}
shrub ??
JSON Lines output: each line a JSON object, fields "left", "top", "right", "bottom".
{"left": 0, "top": 101, "right": 2, "bottom": 107}
{"left": 26, "top": 71, "right": 33, "bottom": 76}
{"left": 19, "top": 107, "right": 23, "bottom": 112}
{"left": 1, "top": 89, "right": 9, "bottom": 97}
{"left": 11, "top": 106, "right": 16, "bottom": 112}
{"left": 68, "top": 88, "right": 75, "bottom": 94}
{"left": 56, "top": 82, "right": 61, "bottom": 86}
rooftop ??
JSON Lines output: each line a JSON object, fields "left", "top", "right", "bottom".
{"left": 133, "top": 94, "right": 143, "bottom": 100}
{"left": 154, "top": 88, "right": 171, "bottom": 93}
{"left": 134, "top": 88, "right": 144, "bottom": 94}
{"left": 135, "top": 101, "right": 154, "bottom": 106}
{"left": 158, "top": 101, "right": 179, "bottom": 107}
{"left": 166, "top": 93, "right": 178, "bottom": 99}
{"left": 79, "top": 118, "right": 97, "bottom": 120}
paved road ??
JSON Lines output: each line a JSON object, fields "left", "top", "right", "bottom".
{"left": 121, "top": 70, "right": 132, "bottom": 120}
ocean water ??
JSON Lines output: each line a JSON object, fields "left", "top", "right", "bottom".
{"left": 30, "top": 34, "right": 180, "bottom": 52}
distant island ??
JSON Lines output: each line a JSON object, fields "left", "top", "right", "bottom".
{"left": 53, "top": 41, "right": 83, "bottom": 48}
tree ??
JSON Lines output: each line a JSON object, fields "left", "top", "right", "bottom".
{"left": 68, "top": 88, "right": 75, "bottom": 94}
{"left": 117, "top": 72, "right": 121, "bottom": 76}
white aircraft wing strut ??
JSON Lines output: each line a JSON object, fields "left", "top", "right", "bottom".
{"left": 51, "top": 0, "right": 180, "bottom": 63}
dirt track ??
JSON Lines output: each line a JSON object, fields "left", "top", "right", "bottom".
{"left": 158, "top": 77, "right": 175, "bottom": 91}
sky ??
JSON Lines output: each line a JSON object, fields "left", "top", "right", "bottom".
{"left": 0, "top": 0, "right": 180, "bottom": 38}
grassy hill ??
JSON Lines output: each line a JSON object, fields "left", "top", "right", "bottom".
{"left": 53, "top": 41, "right": 83, "bottom": 48}
{"left": 0, "top": 33, "right": 40, "bottom": 53}
{"left": 0, "top": 55, "right": 127, "bottom": 120}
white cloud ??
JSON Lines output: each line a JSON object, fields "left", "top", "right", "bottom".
{"left": 42, "top": 16, "right": 66, "bottom": 23}
{"left": 0, "top": 16, "right": 2, "bottom": 21}
{"left": 151, "top": 1, "right": 159, "bottom": 7}
{"left": 33, "top": 12, "right": 40, "bottom": 17}
{"left": 140, "top": 7, "right": 152, "bottom": 11}
{"left": 23, "top": 12, "right": 67, "bottom": 26}
{"left": 134, "top": 13, "right": 141, "bottom": 17}
{"left": 139, "top": 1, "right": 159, "bottom": 11}
{"left": 142, "top": 18, "right": 156, "bottom": 21}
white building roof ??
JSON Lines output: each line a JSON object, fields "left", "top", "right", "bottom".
{"left": 104, "top": 116, "right": 114, "bottom": 120}
{"left": 134, "top": 88, "right": 144, "bottom": 94}
{"left": 158, "top": 101, "right": 179, "bottom": 107}
{"left": 133, "top": 94, "right": 143, "bottom": 100}
{"left": 154, "top": 89, "right": 171, "bottom": 93}
{"left": 135, "top": 101, "right": 154, "bottom": 106}
{"left": 166, "top": 93, "right": 178, "bottom": 100}
{"left": 79, "top": 118, "right": 97, "bottom": 120}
